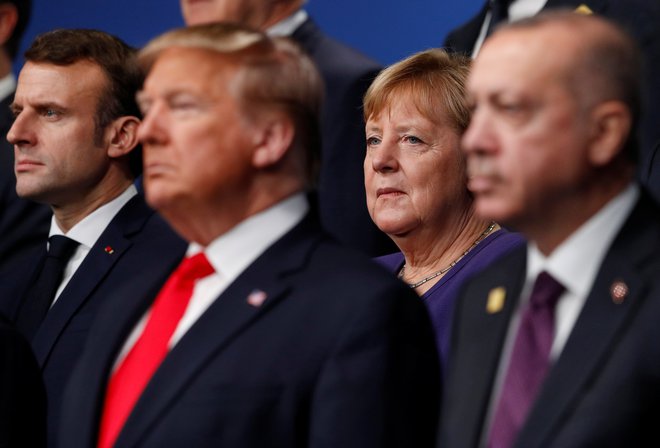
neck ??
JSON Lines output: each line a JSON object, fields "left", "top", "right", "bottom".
{"left": 52, "top": 178, "right": 133, "bottom": 233}
{"left": 523, "top": 170, "right": 632, "bottom": 256}
{"left": 397, "top": 206, "right": 496, "bottom": 295}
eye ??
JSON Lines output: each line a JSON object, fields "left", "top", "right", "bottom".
{"left": 41, "top": 108, "right": 62, "bottom": 120}
{"left": 403, "top": 135, "right": 423, "bottom": 144}
{"left": 366, "top": 136, "right": 381, "bottom": 146}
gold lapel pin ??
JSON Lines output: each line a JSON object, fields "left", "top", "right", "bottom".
{"left": 610, "top": 280, "right": 628, "bottom": 304}
{"left": 486, "top": 287, "right": 506, "bottom": 314}
{"left": 575, "top": 4, "right": 593, "bottom": 15}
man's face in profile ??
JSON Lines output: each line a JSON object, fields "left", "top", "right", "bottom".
{"left": 461, "top": 26, "right": 593, "bottom": 231}
{"left": 137, "top": 47, "right": 259, "bottom": 221}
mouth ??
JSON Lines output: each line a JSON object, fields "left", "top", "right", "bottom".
{"left": 467, "top": 157, "right": 499, "bottom": 193}
{"left": 15, "top": 158, "right": 43, "bottom": 173}
{"left": 376, "top": 187, "right": 405, "bottom": 198}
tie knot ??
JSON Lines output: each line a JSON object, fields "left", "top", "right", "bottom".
{"left": 529, "top": 271, "right": 565, "bottom": 309}
{"left": 47, "top": 235, "right": 79, "bottom": 261}
{"left": 177, "top": 252, "right": 215, "bottom": 282}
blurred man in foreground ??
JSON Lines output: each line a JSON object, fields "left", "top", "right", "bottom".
{"left": 61, "top": 23, "right": 439, "bottom": 448}
{"left": 440, "top": 12, "right": 660, "bottom": 448}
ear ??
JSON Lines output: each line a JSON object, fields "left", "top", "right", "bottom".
{"left": 106, "top": 116, "right": 141, "bottom": 159}
{"left": 0, "top": 3, "right": 17, "bottom": 47}
{"left": 251, "top": 114, "right": 295, "bottom": 169}
{"left": 587, "top": 101, "right": 632, "bottom": 167}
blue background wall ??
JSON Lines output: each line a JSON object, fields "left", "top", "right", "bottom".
{"left": 17, "top": 0, "right": 483, "bottom": 72}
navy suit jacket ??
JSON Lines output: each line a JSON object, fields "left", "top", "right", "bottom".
{"left": 0, "top": 193, "right": 187, "bottom": 447}
{"left": 443, "top": 0, "right": 660, "bottom": 201}
{"left": 292, "top": 18, "right": 395, "bottom": 257}
{"left": 0, "top": 93, "right": 50, "bottom": 273}
{"left": 60, "top": 213, "right": 440, "bottom": 448}
{"left": 0, "top": 314, "right": 46, "bottom": 447}
{"left": 440, "top": 190, "right": 660, "bottom": 447}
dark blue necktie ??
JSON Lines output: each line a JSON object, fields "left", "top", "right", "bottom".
{"left": 15, "top": 235, "right": 79, "bottom": 338}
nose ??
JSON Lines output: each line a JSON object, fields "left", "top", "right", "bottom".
{"left": 462, "top": 106, "right": 496, "bottom": 157}
{"left": 368, "top": 140, "right": 399, "bottom": 173}
{"left": 7, "top": 111, "right": 35, "bottom": 149}
{"left": 137, "top": 101, "right": 168, "bottom": 147}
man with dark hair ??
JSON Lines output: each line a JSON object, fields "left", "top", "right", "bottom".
{"left": 0, "top": 0, "right": 50, "bottom": 274}
{"left": 180, "top": 0, "right": 395, "bottom": 256}
{"left": 60, "top": 23, "right": 439, "bottom": 448}
{"left": 440, "top": 12, "right": 660, "bottom": 448}
{"left": 443, "top": 0, "right": 660, "bottom": 201}
{"left": 2, "top": 29, "right": 186, "bottom": 447}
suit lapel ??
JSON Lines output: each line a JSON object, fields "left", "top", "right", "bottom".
{"left": 31, "top": 196, "right": 151, "bottom": 366}
{"left": 115, "top": 215, "right": 323, "bottom": 446}
{"left": 462, "top": 247, "right": 527, "bottom": 446}
{"left": 517, "top": 193, "right": 659, "bottom": 447}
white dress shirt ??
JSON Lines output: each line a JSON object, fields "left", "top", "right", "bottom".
{"left": 48, "top": 185, "right": 137, "bottom": 304}
{"left": 481, "top": 182, "right": 639, "bottom": 446}
{"left": 112, "top": 193, "right": 309, "bottom": 371}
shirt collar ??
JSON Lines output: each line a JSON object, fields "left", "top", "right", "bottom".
{"left": 527, "top": 183, "right": 639, "bottom": 298}
{"left": 49, "top": 185, "right": 138, "bottom": 249}
{"left": 267, "top": 9, "right": 308, "bottom": 37}
{"left": 188, "top": 193, "right": 309, "bottom": 281}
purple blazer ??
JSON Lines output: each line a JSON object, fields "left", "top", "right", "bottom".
{"left": 375, "top": 228, "right": 524, "bottom": 372}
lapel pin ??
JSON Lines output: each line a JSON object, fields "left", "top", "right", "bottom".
{"left": 610, "top": 280, "right": 628, "bottom": 304}
{"left": 247, "top": 289, "right": 268, "bottom": 308}
{"left": 104, "top": 246, "right": 115, "bottom": 254}
{"left": 486, "top": 287, "right": 506, "bottom": 314}
{"left": 575, "top": 4, "right": 593, "bottom": 15}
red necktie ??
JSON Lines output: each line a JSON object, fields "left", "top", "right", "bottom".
{"left": 97, "top": 253, "right": 214, "bottom": 448}
{"left": 487, "top": 271, "right": 565, "bottom": 448}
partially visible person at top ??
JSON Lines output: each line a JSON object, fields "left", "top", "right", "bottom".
{"left": 364, "top": 48, "right": 523, "bottom": 370}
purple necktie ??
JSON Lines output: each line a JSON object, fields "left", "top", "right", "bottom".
{"left": 487, "top": 271, "right": 565, "bottom": 448}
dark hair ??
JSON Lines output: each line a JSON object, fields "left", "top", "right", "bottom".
{"left": 1, "top": 0, "right": 31, "bottom": 60}
{"left": 24, "top": 28, "right": 144, "bottom": 174}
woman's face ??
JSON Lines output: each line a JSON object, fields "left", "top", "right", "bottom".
{"left": 364, "top": 97, "right": 468, "bottom": 238}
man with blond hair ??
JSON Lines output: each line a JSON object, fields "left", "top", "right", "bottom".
{"left": 60, "top": 23, "right": 439, "bottom": 448}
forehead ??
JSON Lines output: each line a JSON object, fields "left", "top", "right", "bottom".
{"left": 143, "top": 47, "right": 238, "bottom": 97}
{"left": 469, "top": 27, "right": 576, "bottom": 96}
{"left": 16, "top": 60, "right": 107, "bottom": 102}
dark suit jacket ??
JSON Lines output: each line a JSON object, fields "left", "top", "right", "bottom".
{"left": 0, "top": 92, "right": 50, "bottom": 273}
{"left": 443, "top": 0, "right": 660, "bottom": 201}
{"left": 60, "top": 213, "right": 440, "bottom": 448}
{"left": 0, "top": 194, "right": 187, "bottom": 448}
{"left": 292, "top": 18, "right": 396, "bottom": 257}
{"left": 439, "top": 191, "right": 660, "bottom": 447}
{"left": 0, "top": 314, "right": 46, "bottom": 447}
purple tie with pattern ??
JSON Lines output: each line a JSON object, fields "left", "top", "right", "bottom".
{"left": 487, "top": 271, "right": 565, "bottom": 448}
